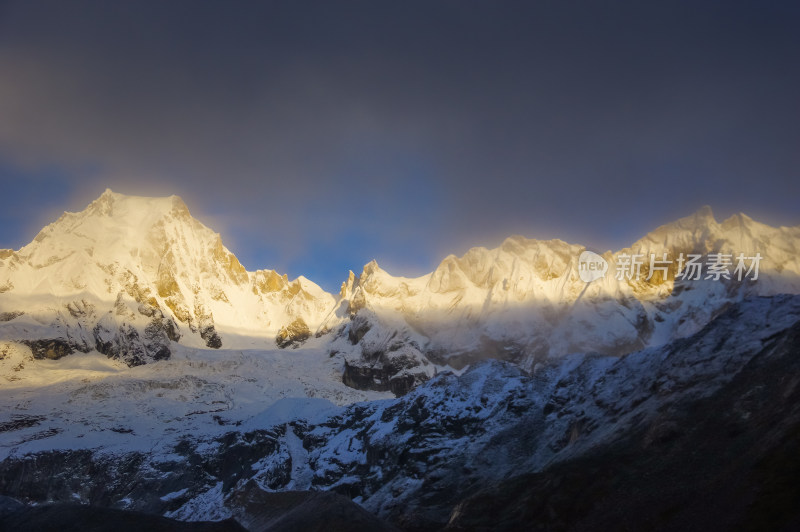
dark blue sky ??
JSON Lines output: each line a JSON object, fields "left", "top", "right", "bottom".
{"left": 0, "top": 1, "right": 798, "bottom": 292}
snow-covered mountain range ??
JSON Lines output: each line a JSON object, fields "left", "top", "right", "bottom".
{"left": 2, "top": 190, "right": 799, "bottom": 530}
{"left": 328, "top": 205, "right": 800, "bottom": 394}
{"left": 1, "top": 191, "right": 799, "bottom": 393}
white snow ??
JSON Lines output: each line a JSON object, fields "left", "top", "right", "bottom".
{"left": 160, "top": 488, "right": 189, "bottom": 502}
{"left": 0, "top": 342, "right": 391, "bottom": 460}
{"left": 164, "top": 482, "right": 230, "bottom": 522}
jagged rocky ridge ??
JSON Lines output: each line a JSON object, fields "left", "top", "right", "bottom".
{"left": 2, "top": 295, "right": 798, "bottom": 530}
{"left": 326, "top": 207, "right": 800, "bottom": 393}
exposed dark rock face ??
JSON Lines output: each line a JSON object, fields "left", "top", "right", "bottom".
{"left": 341, "top": 312, "right": 432, "bottom": 396}
{"left": 0, "top": 450, "right": 151, "bottom": 510}
{"left": 93, "top": 320, "right": 173, "bottom": 366}
{"left": 342, "top": 359, "right": 382, "bottom": 391}
{"left": 0, "top": 415, "right": 44, "bottom": 433}
{"left": 347, "top": 314, "right": 372, "bottom": 345}
{"left": 0, "top": 311, "right": 23, "bottom": 323}
{"left": 144, "top": 309, "right": 182, "bottom": 343}
{"left": 86, "top": 298, "right": 181, "bottom": 365}
{"left": 342, "top": 355, "right": 424, "bottom": 396}
{"left": 195, "top": 300, "right": 222, "bottom": 349}
{"left": 172, "top": 429, "right": 290, "bottom": 493}
{"left": 276, "top": 318, "right": 311, "bottom": 348}
{"left": 3, "top": 298, "right": 181, "bottom": 367}
{"left": 200, "top": 325, "right": 223, "bottom": 349}
{"left": 0, "top": 429, "right": 286, "bottom": 517}
{"left": 21, "top": 339, "right": 80, "bottom": 360}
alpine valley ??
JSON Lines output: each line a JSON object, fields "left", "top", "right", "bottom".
{"left": 1, "top": 190, "right": 799, "bottom": 531}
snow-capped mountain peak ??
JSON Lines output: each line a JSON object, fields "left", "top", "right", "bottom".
{"left": 0, "top": 190, "right": 334, "bottom": 364}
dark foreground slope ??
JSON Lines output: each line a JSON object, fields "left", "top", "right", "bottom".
{"left": 228, "top": 487, "right": 400, "bottom": 531}
{"left": 0, "top": 497, "right": 245, "bottom": 532}
{"left": 0, "top": 490, "right": 398, "bottom": 532}
{"left": 447, "top": 320, "right": 800, "bottom": 531}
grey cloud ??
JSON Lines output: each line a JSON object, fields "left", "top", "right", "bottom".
{"left": 0, "top": 0, "right": 798, "bottom": 284}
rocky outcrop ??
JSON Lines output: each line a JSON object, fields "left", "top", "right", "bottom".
{"left": 93, "top": 321, "right": 167, "bottom": 366}
{"left": 275, "top": 318, "right": 311, "bottom": 349}
{"left": 0, "top": 297, "right": 181, "bottom": 368}
{"left": 194, "top": 298, "right": 222, "bottom": 349}
{"left": 342, "top": 353, "right": 427, "bottom": 396}
{"left": 340, "top": 313, "right": 434, "bottom": 396}
{"left": 20, "top": 339, "right": 79, "bottom": 361}
{"left": 0, "top": 311, "right": 23, "bottom": 323}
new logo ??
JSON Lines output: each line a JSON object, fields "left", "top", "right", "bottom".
{"left": 578, "top": 250, "right": 608, "bottom": 283}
